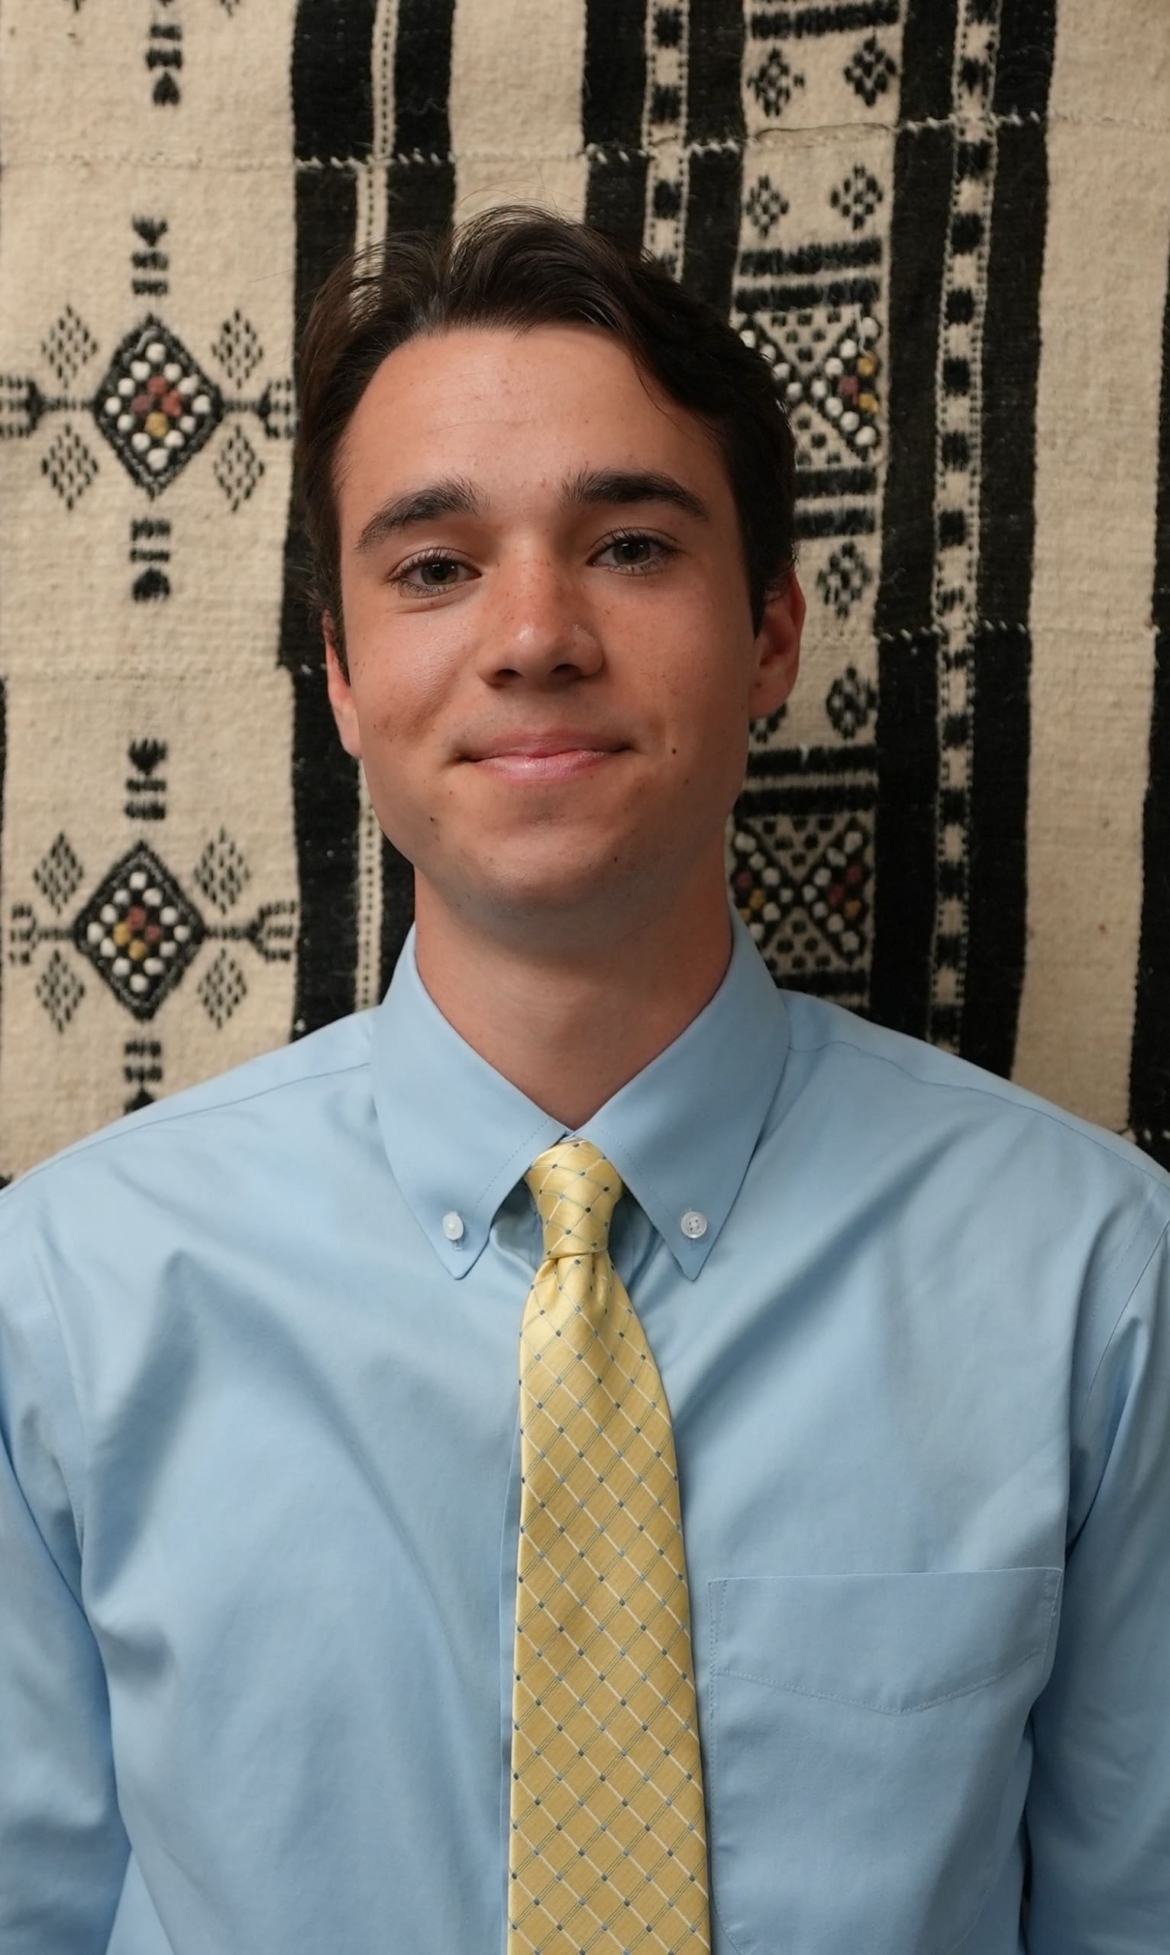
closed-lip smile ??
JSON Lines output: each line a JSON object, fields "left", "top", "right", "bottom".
{"left": 465, "top": 731, "right": 627, "bottom": 760}
{"left": 463, "top": 732, "right": 629, "bottom": 783}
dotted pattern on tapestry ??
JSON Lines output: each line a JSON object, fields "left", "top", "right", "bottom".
{"left": 41, "top": 306, "right": 98, "bottom": 387}
{"left": 193, "top": 828, "right": 251, "bottom": 913}
{"left": 33, "top": 833, "right": 84, "bottom": 914}
{"left": 73, "top": 843, "right": 206, "bottom": 1019}
{"left": 41, "top": 424, "right": 98, "bottom": 509}
{"left": 730, "top": 790, "right": 874, "bottom": 1010}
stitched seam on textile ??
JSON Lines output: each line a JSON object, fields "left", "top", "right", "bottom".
{"left": 1073, "top": 1214, "right": 1170, "bottom": 1434}
{"left": 716, "top": 1636, "right": 1049, "bottom": 1715}
{"left": 13, "top": 111, "right": 1170, "bottom": 172}
{"left": 706, "top": 1586, "right": 750, "bottom": 1955}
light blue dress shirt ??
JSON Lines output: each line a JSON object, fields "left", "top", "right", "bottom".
{"left": 2, "top": 909, "right": 1169, "bottom": 1954}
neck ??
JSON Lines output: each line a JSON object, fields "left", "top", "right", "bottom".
{"left": 412, "top": 869, "right": 734, "bottom": 1131}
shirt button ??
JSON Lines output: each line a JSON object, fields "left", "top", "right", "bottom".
{"left": 680, "top": 1210, "right": 708, "bottom": 1240}
{"left": 442, "top": 1211, "right": 466, "bottom": 1242}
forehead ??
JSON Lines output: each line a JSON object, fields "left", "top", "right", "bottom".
{"left": 334, "top": 323, "right": 731, "bottom": 529}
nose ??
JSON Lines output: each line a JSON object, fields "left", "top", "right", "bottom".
{"left": 476, "top": 552, "right": 603, "bottom": 688}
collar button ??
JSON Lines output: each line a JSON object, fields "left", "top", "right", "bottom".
{"left": 680, "top": 1210, "right": 708, "bottom": 1241}
{"left": 442, "top": 1210, "right": 466, "bottom": 1243}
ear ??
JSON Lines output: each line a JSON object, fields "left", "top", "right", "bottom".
{"left": 748, "top": 571, "right": 804, "bottom": 720}
{"left": 324, "top": 620, "right": 363, "bottom": 761}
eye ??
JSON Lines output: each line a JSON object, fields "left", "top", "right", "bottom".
{"left": 593, "top": 530, "right": 677, "bottom": 574}
{"left": 390, "top": 551, "right": 474, "bottom": 594}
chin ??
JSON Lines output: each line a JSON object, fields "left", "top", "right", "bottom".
{"left": 448, "top": 852, "right": 646, "bottom": 930}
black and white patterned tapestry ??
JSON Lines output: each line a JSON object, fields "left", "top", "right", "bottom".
{"left": 1, "top": 0, "right": 1168, "bottom": 1178}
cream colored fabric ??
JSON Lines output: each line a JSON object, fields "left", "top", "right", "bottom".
{"left": 510, "top": 1138, "right": 710, "bottom": 1953}
{"left": 1012, "top": 0, "right": 1170, "bottom": 1123}
{"left": 0, "top": 1, "right": 300, "bottom": 1169}
{"left": 2, "top": 1, "right": 1168, "bottom": 1179}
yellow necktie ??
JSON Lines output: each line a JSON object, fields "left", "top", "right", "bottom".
{"left": 508, "top": 1137, "right": 711, "bottom": 1954}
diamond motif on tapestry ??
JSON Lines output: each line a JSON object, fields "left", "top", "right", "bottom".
{"left": 72, "top": 842, "right": 206, "bottom": 1019}
{"left": 94, "top": 318, "right": 223, "bottom": 494}
{"left": 33, "top": 832, "right": 84, "bottom": 913}
{"left": 193, "top": 827, "right": 251, "bottom": 912}
{"left": 749, "top": 47, "right": 804, "bottom": 117}
{"left": 41, "top": 305, "right": 98, "bottom": 386}
{"left": 745, "top": 175, "right": 789, "bottom": 239}
{"left": 844, "top": 34, "right": 897, "bottom": 107}
{"left": 212, "top": 308, "right": 262, "bottom": 386}
{"left": 36, "top": 950, "right": 84, "bottom": 1031}
{"left": 746, "top": 308, "right": 882, "bottom": 464}
{"left": 214, "top": 424, "right": 263, "bottom": 510}
{"left": 731, "top": 809, "right": 871, "bottom": 970}
{"left": 42, "top": 423, "right": 98, "bottom": 508}
{"left": 830, "top": 164, "right": 883, "bottom": 232}
{"left": 818, "top": 544, "right": 874, "bottom": 622}
{"left": 825, "top": 661, "right": 878, "bottom": 738}
{"left": 198, "top": 947, "right": 247, "bottom": 1027}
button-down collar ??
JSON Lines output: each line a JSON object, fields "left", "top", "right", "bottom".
{"left": 371, "top": 906, "right": 790, "bottom": 1279}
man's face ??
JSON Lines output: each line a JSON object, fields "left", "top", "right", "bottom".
{"left": 326, "top": 323, "right": 802, "bottom": 944}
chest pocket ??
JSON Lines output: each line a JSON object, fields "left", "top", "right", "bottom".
{"left": 706, "top": 1568, "right": 1061, "bottom": 1955}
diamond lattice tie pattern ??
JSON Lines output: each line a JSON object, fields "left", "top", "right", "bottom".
{"left": 509, "top": 1138, "right": 711, "bottom": 1954}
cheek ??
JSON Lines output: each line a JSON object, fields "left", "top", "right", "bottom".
{"left": 661, "top": 641, "right": 751, "bottom": 751}
{"left": 349, "top": 644, "right": 459, "bottom": 753}
{"left": 341, "top": 575, "right": 471, "bottom": 714}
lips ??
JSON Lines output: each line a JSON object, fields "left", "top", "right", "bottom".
{"left": 464, "top": 731, "right": 626, "bottom": 761}
{"left": 461, "top": 732, "right": 629, "bottom": 785}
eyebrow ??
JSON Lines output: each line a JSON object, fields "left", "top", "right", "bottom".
{"left": 354, "top": 466, "right": 710, "bottom": 555}
{"left": 356, "top": 476, "right": 482, "bottom": 555}
{"left": 562, "top": 467, "right": 711, "bottom": 524}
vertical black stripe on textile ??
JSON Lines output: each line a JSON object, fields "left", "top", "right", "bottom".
{"left": 961, "top": 4, "right": 1056, "bottom": 1077}
{"left": 991, "top": 0, "right": 1057, "bottom": 121}
{"left": 897, "top": 0, "right": 956, "bottom": 122}
{"left": 386, "top": 0, "right": 456, "bottom": 235}
{"left": 1130, "top": 246, "right": 1170, "bottom": 1170}
{"left": 291, "top": 0, "right": 376, "bottom": 161}
{"left": 279, "top": 1, "right": 377, "bottom": 1036}
{"left": 583, "top": 0, "right": 649, "bottom": 248}
{"left": 683, "top": 0, "right": 745, "bottom": 316}
{"left": 379, "top": 0, "right": 458, "bottom": 989}
{"left": 868, "top": 0, "right": 956, "bottom": 1039}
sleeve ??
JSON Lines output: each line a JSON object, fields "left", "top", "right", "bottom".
{"left": 0, "top": 1197, "right": 129, "bottom": 1952}
{"left": 1025, "top": 1215, "right": 1170, "bottom": 1952}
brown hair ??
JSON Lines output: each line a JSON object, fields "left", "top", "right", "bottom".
{"left": 295, "top": 205, "right": 796, "bottom": 664}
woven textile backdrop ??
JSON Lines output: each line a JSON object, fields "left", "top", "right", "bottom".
{"left": 1, "top": 0, "right": 1168, "bottom": 1181}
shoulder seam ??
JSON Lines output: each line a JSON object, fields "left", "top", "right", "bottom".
{"left": 787, "top": 1035, "right": 1168, "bottom": 1195}
{"left": 1076, "top": 1207, "right": 1170, "bottom": 1424}
{"left": 12, "top": 1054, "right": 371, "bottom": 1190}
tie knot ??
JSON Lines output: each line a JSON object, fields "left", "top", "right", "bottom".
{"left": 525, "top": 1138, "right": 624, "bottom": 1259}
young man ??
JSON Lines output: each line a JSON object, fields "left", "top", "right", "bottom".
{"left": 1, "top": 209, "right": 1167, "bottom": 1954}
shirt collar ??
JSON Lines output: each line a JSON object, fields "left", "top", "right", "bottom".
{"left": 370, "top": 906, "right": 790, "bottom": 1280}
